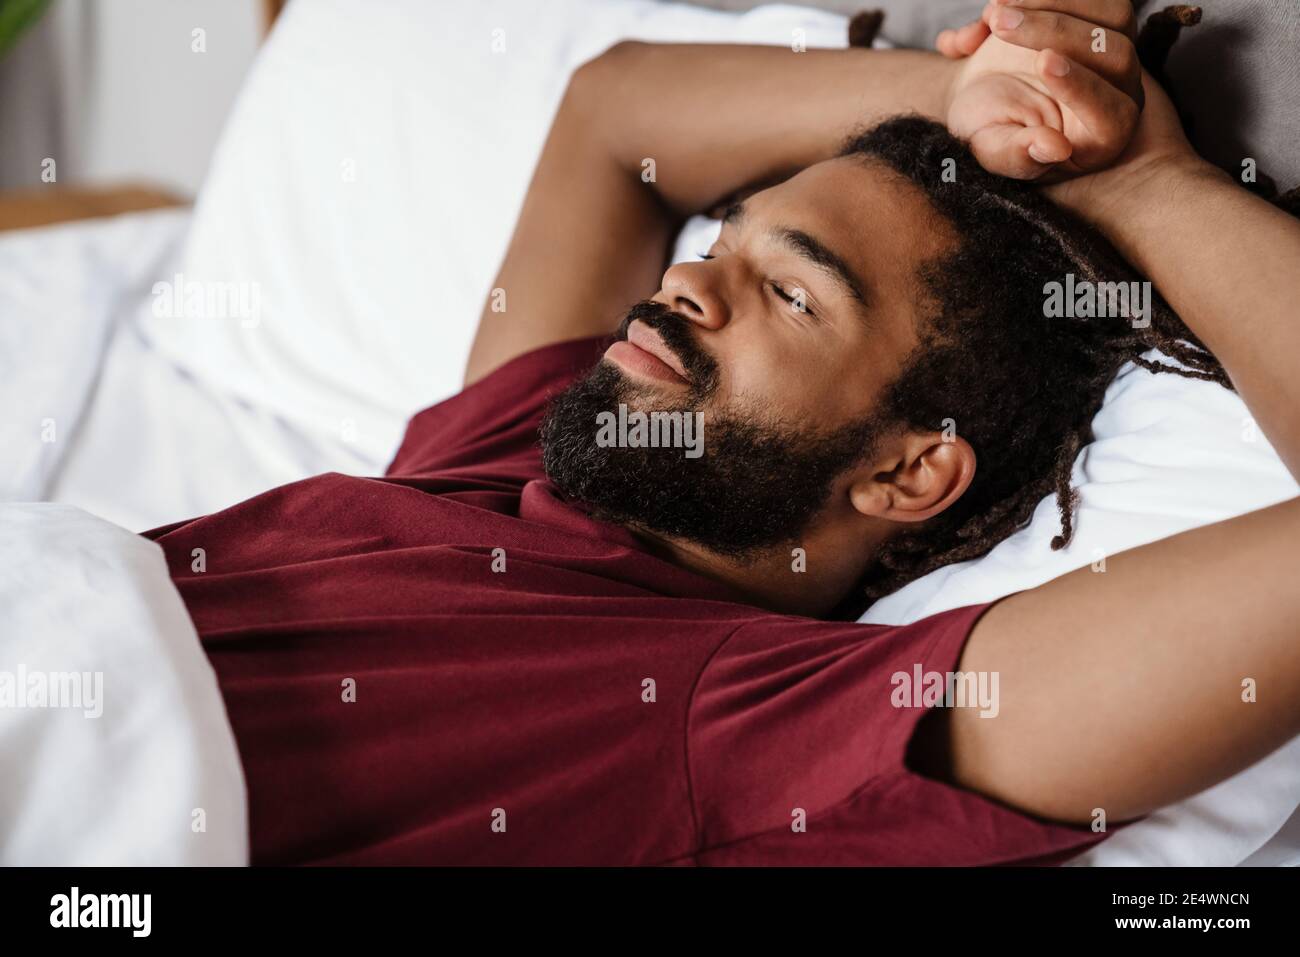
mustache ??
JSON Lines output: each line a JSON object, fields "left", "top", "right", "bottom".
{"left": 615, "top": 300, "right": 719, "bottom": 395}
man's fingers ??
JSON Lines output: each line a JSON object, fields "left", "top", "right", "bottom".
{"left": 936, "top": 19, "right": 991, "bottom": 58}
{"left": 1035, "top": 48, "right": 1140, "bottom": 165}
{"left": 970, "top": 123, "right": 1072, "bottom": 180}
{"left": 935, "top": 28, "right": 962, "bottom": 58}
{"left": 986, "top": 0, "right": 1137, "bottom": 40}
{"left": 984, "top": 4, "right": 1141, "bottom": 98}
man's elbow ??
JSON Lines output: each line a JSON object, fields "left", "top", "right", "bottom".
{"left": 569, "top": 38, "right": 650, "bottom": 106}
{"left": 580, "top": 39, "right": 646, "bottom": 71}
{"left": 570, "top": 39, "right": 645, "bottom": 94}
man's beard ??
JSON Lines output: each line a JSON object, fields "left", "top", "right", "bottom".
{"left": 539, "top": 301, "right": 886, "bottom": 561}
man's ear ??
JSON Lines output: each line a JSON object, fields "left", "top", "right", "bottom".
{"left": 847, "top": 431, "right": 976, "bottom": 523}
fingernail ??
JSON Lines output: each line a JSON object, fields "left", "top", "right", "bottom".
{"left": 1027, "top": 144, "right": 1052, "bottom": 163}
{"left": 994, "top": 7, "right": 1024, "bottom": 29}
{"left": 1044, "top": 50, "right": 1071, "bottom": 76}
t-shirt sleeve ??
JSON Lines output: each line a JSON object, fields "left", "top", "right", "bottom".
{"left": 385, "top": 335, "right": 610, "bottom": 479}
{"left": 686, "top": 603, "right": 1110, "bottom": 865}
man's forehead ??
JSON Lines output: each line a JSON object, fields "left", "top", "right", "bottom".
{"left": 751, "top": 155, "right": 915, "bottom": 217}
{"left": 738, "top": 155, "right": 953, "bottom": 288}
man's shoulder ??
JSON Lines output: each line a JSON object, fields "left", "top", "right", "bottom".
{"left": 386, "top": 335, "right": 610, "bottom": 479}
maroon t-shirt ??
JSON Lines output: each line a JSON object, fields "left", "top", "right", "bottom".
{"left": 149, "top": 336, "right": 1105, "bottom": 866}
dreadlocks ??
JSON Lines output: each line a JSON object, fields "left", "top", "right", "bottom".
{"left": 817, "top": 1, "right": 1300, "bottom": 606}
{"left": 842, "top": 115, "right": 1231, "bottom": 601}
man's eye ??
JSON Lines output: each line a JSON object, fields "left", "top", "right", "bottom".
{"left": 770, "top": 282, "right": 814, "bottom": 318}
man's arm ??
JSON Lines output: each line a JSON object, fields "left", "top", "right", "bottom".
{"left": 465, "top": 0, "right": 1143, "bottom": 385}
{"left": 949, "top": 496, "right": 1300, "bottom": 825}
{"left": 931, "top": 75, "right": 1300, "bottom": 825}
{"left": 1066, "top": 160, "right": 1300, "bottom": 478}
{"left": 464, "top": 44, "right": 957, "bottom": 385}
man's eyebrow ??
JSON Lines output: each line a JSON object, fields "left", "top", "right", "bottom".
{"left": 722, "top": 200, "right": 746, "bottom": 226}
{"left": 772, "top": 226, "right": 869, "bottom": 307}
{"left": 722, "top": 200, "right": 870, "bottom": 309}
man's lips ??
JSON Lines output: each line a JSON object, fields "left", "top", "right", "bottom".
{"left": 627, "top": 320, "right": 689, "bottom": 377}
{"left": 605, "top": 320, "right": 689, "bottom": 384}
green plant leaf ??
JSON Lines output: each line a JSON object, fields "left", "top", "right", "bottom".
{"left": 0, "top": 0, "right": 52, "bottom": 60}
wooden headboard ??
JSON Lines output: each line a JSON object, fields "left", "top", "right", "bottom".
{"left": 263, "top": 0, "right": 288, "bottom": 32}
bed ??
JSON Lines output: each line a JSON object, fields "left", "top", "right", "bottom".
{"left": 1, "top": 0, "right": 1297, "bottom": 866}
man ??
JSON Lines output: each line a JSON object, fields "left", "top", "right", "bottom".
{"left": 149, "top": 0, "right": 1300, "bottom": 864}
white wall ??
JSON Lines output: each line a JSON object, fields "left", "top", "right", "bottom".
{"left": 0, "top": 0, "right": 262, "bottom": 196}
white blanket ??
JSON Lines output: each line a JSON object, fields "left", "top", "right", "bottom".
{"left": 0, "top": 503, "right": 247, "bottom": 865}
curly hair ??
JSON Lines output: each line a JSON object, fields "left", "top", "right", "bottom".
{"left": 841, "top": 115, "right": 1231, "bottom": 601}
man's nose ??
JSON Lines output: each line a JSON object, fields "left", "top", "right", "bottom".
{"left": 659, "top": 260, "right": 730, "bottom": 330}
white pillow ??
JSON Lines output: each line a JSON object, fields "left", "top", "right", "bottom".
{"left": 142, "top": 0, "right": 850, "bottom": 469}
{"left": 860, "top": 354, "right": 1298, "bottom": 624}
{"left": 151, "top": 0, "right": 1299, "bottom": 864}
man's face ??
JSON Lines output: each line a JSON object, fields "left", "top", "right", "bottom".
{"left": 541, "top": 156, "right": 957, "bottom": 558}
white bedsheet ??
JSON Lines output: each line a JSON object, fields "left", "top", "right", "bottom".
{"left": 0, "top": 209, "right": 375, "bottom": 532}
{"left": 0, "top": 208, "right": 190, "bottom": 505}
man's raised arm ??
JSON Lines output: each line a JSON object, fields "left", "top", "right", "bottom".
{"left": 463, "top": 43, "right": 958, "bottom": 385}
{"left": 464, "top": 6, "right": 1141, "bottom": 385}
{"left": 930, "top": 73, "right": 1300, "bottom": 826}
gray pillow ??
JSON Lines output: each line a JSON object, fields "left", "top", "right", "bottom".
{"left": 858, "top": 0, "right": 1298, "bottom": 193}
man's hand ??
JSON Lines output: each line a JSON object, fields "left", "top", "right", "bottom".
{"left": 1043, "top": 68, "right": 1204, "bottom": 226}
{"left": 940, "top": 0, "right": 1143, "bottom": 180}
